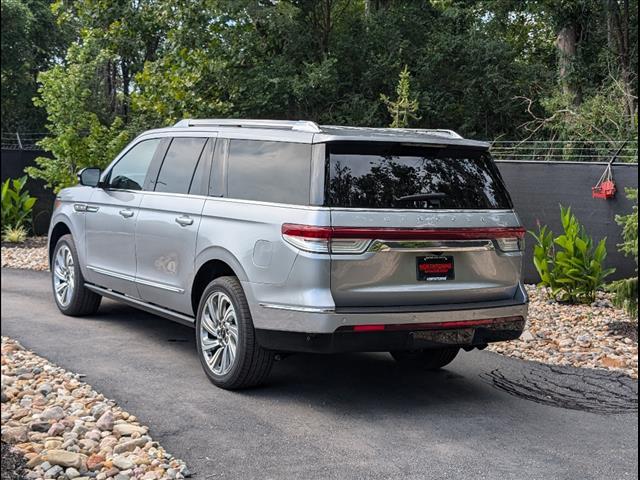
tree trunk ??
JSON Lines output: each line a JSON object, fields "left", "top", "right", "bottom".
{"left": 555, "top": 24, "right": 582, "bottom": 106}
{"left": 607, "top": 0, "right": 636, "bottom": 133}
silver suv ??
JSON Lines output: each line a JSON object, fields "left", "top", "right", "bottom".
{"left": 48, "top": 119, "right": 528, "bottom": 389}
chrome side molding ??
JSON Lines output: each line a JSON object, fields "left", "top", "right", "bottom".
{"left": 87, "top": 265, "right": 185, "bottom": 293}
{"left": 84, "top": 284, "right": 194, "bottom": 326}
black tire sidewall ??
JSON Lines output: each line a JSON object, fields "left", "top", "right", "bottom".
{"left": 195, "top": 279, "right": 249, "bottom": 385}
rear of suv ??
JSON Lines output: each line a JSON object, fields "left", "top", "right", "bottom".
{"left": 48, "top": 119, "right": 527, "bottom": 389}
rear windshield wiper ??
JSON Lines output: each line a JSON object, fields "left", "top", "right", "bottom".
{"left": 394, "top": 192, "right": 447, "bottom": 202}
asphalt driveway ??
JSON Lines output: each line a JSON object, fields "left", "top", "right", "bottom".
{"left": 1, "top": 268, "right": 637, "bottom": 480}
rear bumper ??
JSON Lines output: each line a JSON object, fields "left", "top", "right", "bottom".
{"left": 251, "top": 283, "right": 528, "bottom": 334}
{"left": 256, "top": 316, "right": 525, "bottom": 353}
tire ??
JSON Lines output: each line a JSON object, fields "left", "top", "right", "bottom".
{"left": 51, "top": 234, "right": 101, "bottom": 316}
{"left": 390, "top": 347, "right": 460, "bottom": 370}
{"left": 195, "top": 276, "right": 274, "bottom": 389}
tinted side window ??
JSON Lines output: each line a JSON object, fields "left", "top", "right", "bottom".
{"left": 227, "top": 140, "right": 311, "bottom": 204}
{"left": 155, "top": 137, "right": 208, "bottom": 194}
{"left": 107, "top": 139, "right": 160, "bottom": 190}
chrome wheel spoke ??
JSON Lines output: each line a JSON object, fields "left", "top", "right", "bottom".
{"left": 227, "top": 324, "right": 238, "bottom": 342}
{"left": 201, "top": 311, "right": 217, "bottom": 336}
{"left": 228, "top": 337, "right": 237, "bottom": 361}
{"left": 209, "top": 346, "right": 223, "bottom": 370}
{"left": 54, "top": 265, "right": 66, "bottom": 280}
{"left": 201, "top": 337, "right": 220, "bottom": 352}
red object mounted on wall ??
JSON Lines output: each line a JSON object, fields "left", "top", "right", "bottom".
{"left": 592, "top": 140, "right": 629, "bottom": 200}
{"left": 592, "top": 178, "right": 617, "bottom": 199}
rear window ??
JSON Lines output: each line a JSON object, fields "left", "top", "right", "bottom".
{"left": 325, "top": 142, "right": 512, "bottom": 209}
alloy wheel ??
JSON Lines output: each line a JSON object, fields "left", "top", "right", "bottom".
{"left": 200, "top": 291, "right": 239, "bottom": 376}
{"left": 53, "top": 245, "right": 75, "bottom": 307}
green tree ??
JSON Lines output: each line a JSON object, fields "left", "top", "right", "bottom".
{"left": 380, "top": 66, "right": 420, "bottom": 128}
{"left": 26, "top": 40, "right": 132, "bottom": 192}
{"left": 1, "top": 0, "right": 70, "bottom": 132}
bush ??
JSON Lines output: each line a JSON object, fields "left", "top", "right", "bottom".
{"left": 608, "top": 188, "right": 638, "bottom": 319}
{"left": 531, "top": 205, "right": 615, "bottom": 304}
{"left": 1, "top": 176, "right": 36, "bottom": 230}
{"left": 2, "top": 225, "right": 28, "bottom": 243}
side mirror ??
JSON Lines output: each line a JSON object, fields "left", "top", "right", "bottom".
{"left": 77, "top": 168, "right": 101, "bottom": 187}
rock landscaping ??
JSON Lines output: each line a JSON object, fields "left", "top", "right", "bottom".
{"left": 1, "top": 237, "right": 48, "bottom": 271}
{"left": 0, "top": 337, "right": 190, "bottom": 480}
{"left": 487, "top": 285, "right": 638, "bottom": 379}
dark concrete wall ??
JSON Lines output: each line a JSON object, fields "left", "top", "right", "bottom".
{"left": 496, "top": 161, "right": 638, "bottom": 283}
{"left": 1, "top": 149, "right": 55, "bottom": 235}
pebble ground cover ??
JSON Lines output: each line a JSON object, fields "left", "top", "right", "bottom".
{"left": 1, "top": 337, "right": 191, "bottom": 480}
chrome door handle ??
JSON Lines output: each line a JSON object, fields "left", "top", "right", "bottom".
{"left": 119, "top": 209, "right": 135, "bottom": 218}
{"left": 175, "top": 215, "right": 194, "bottom": 227}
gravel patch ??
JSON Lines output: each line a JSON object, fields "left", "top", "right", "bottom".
{"left": 487, "top": 285, "right": 638, "bottom": 379}
{"left": 1, "top": 238, "right": 48, "bottom": 271}
{"left": 2, "top": 440, "right": 28, "bottom": 480}
{"left": 1, "top": 337, "right": 190, "bottom": 480}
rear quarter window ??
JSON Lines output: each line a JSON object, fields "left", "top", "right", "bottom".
{"left": 227, "top": 140, "right": 311, "bottom": 204}
{"left": 325, "top": 142, "right": 512, "bottom": 210}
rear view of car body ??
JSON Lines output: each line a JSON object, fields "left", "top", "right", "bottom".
{"left": 249, "top": 136, "right": 528, "bottom": 353}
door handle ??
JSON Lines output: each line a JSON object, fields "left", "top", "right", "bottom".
{"left": 74, "top": 203, "right": 99, "bottom": 213}
{"left": 175, "top": 215, "right": 194, "bottom": 227}
{"left": 119, "top": 209, "right": 135, "bottom": 218}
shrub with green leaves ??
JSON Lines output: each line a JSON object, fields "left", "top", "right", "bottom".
{"left": 531, "top": 206, "right": 615, "bottom": 304}
{"left": 2, "top": 225, "right": 28, "bottom": 244}
{"left": 608, "top": 188, "right": 638, "bottom": 319}
{"left": 1, "top": 175, "right": 37, "bottom": 230}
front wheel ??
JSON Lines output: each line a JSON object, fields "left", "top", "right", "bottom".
{"left": 390, "top": 347, "right": 460, "bottom": 370}
{"left": 195, "top": 276, "right": 274, "bottom": 389}
{"left": 51, "top": 234, "right": 101, "bottom": 316}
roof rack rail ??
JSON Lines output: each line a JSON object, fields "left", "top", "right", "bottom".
{"left": 394, "top": 128, "right": 463, "bottom": 139}
{"left": 319, "top": 125, "right": 463, "bottom": 139}
{"left": 173, "top": 118, "right": 322, "bottom": 133}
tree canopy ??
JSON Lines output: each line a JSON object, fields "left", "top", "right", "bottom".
{"left": 2, "top": 0, "right": 637, "bottom": 190}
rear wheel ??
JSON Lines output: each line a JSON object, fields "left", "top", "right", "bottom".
{"left": 390, "top": 347, "right": 460, "bottom": 370}
{"left": 51, "top": 234, "right": 101, "bottom": 316}
{"left": 195, "top": 276, "right": 274, "bottom": 389}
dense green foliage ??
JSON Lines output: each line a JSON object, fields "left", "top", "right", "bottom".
{"left": 1, "top": 176, "right": 37, "bottom": 231}
{"left": 1, "top": 1, "right": 637, "bottom": 190}
{"left": 531, "top": 206, "right": 616, "bottom": 304}
{"left": 0, "top": 0, "right": 69, "bottom": 132}
{"left": 609, "top": 188, "right": 639, "bottom": 318}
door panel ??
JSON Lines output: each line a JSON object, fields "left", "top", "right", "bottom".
{"left": 84, "top": 189, "right": 143, "bottom": 297}
{"left": 134, "top": 194, "right": 205, "bottom": 314}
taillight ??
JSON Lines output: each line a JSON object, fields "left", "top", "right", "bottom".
{"left": 496, "top": 236, "right": 524, "bottom": 252}
{"left": 281, "top": 224, "right": 371, "bottom": 254}
{"left": 281, "top": 224, "right": 526, "bottom": 254}
{"left": 281, "top": 224, "right": 331, "bottom": 253}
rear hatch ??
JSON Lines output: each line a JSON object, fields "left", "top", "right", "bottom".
{"left": 324, "top": 141, "right": 523, "bottom": 309}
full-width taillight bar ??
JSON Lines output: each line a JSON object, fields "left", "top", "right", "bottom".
{"left": 281, "top": 224, "right": 526, "bottom": 254}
